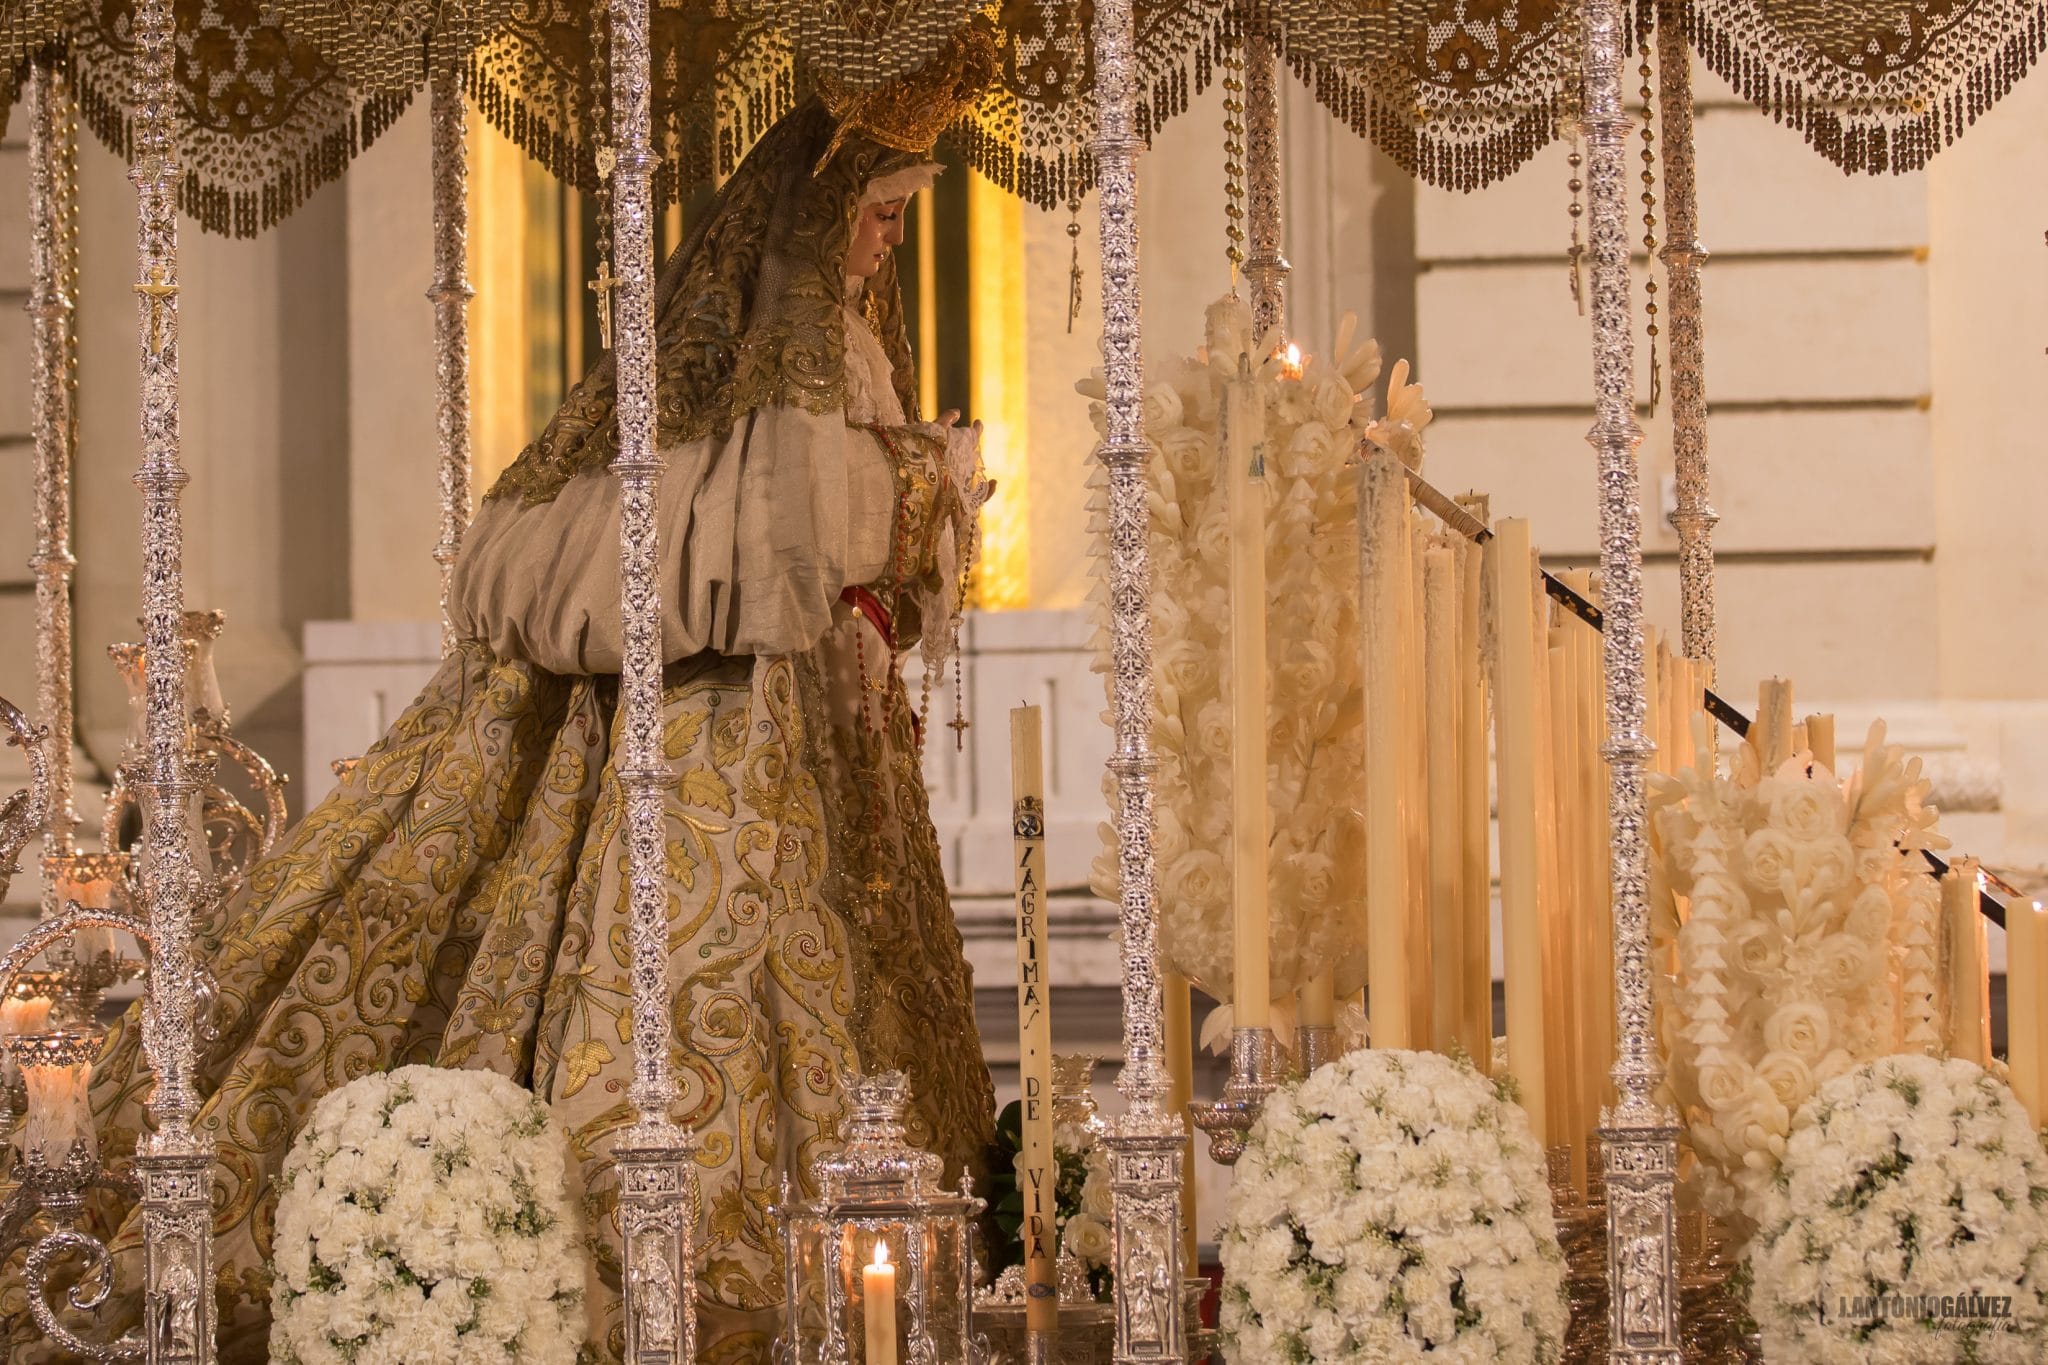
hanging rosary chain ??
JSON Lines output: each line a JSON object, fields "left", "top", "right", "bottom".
{"left": 1639, "top": 50, "right": 1661, "bottom": 413}
{"left": 1566, "top": 130, "right": 1587, "bottom": 315}
{"left": 1221, "top": 22, "right": 1248, "bottom": 282}
{"left": 588, "top": 1, "right": 621, "bottom": 352}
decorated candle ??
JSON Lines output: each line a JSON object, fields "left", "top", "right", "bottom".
{"left": 1008, "top": 706, "right": 1057, "bottom": 1338}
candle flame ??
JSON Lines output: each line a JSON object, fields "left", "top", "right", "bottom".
{"left": 872, "top": 1240, "right": 891, "bottom": 1269}
{"left": 1285, "top": 342, "right": 1302, "bottom": 369}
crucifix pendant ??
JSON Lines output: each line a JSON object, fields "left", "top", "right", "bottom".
{"left": 136, "top": 263, "right": 177, "bottom": 355}
{"left": 589, "top": 258, "right": 619, "bottom": 352}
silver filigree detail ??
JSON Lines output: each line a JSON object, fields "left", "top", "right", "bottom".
{"left": 1242, "top": 15, "right": 1289, "bottom": 344}
{"left": 1655, "top": 1, "right": 1717, "bottom": 673}
{"left": 605, "top": 0, "right": 699, "bottom": 1358}
{"left": 127, "top": 2, "right": 218, "bottom": 1358}
{"left": 1, "top": 699, "right": 51, "bottom": 907}
{"left": 428, "top": 40, "right": 475, "bottom": 657}
{"left": 1579, "top": 1, "right": 1680, "bottom": 1359}
{"left": 1090, "top": 0, "right": 1187, "bottom": 1358}
{"left": 27, "top": 54, "right": 83, "bottom": 905}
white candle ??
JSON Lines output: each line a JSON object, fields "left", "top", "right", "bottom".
{"left": 1360, "top": 448, "right": 1410, "bottom": 1048}
{"left": 2007, "top": 900, "right": 2044, "bottom": 1128}
{"left": 863, "top": 1240, "right": 898, "bottom": 1365}
{"left": 1943, "top": 863, "right": 1990, "bottom": 1066}
{"left": 1490, "top": 520, "right": 1546, "bottom": 1139}
{"left": 1423, "top": 541, "right": 1463, "bottom": 1054}
{"left": 1226, "top": 361, "right": 1271, "bottom": 1032}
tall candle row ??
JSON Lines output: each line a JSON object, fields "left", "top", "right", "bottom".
{"left": 1355, "top": 447, "right": 1492, "bottom": 1063}
{"left": 1487, "top": 519, "right": 1708, "bottom": 1187}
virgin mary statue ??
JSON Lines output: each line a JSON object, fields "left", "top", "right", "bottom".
{"left": 2, "top": 37, "right": 1001, "bottom": 1365}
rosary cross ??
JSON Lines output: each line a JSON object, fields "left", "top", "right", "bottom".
{"left": 589, "top": 257, "right": 619, "bottom": 351}
{"left": 135, "top": 264, "right": 178, "bottom": 355}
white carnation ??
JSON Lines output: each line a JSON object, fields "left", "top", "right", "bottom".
{"left": 269, "top": 1065, "right": 585, "bottom": 1363}
{"left": 1219, "top": 1049, "right": 1565, "bottom": 1362}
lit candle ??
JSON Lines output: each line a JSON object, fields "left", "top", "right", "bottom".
{"left": 1225, "top": 359, "right": 1271, "bottom": 1033}
{"left": 1490, "top": 519, "right": 1546, "bottom": 1135}
{"left": 1008, "top": 706, "right": 1057, "bottom": 1340}
{"left": 2007, "top": 898, "right": 2044, "bottom": 1127}
{"left": 57, "top": 860, "right": 121, "bottom": 962}
{"left": 863, "top": 1240, "right": 898, "bottom": 1365}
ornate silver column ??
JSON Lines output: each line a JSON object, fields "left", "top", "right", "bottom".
{"left": 1580, "top": 2, "right": 1681, "bottom": 1361}
{"left": 27, "top": 54, "right": 82, "bottom": 910}
{"left": 605, "top": 1, "right": 699, "bottom": 1361}
{"left": 1242, "top": 11, "right": 1289, "bottom": 344}
{"left": 1655, "top": 1, "right": 1716, "bottom": 671}
{"left": 127, "top": 2, "right": 218, "bottom": 1360}
{"left": 1091, "top": 1, "right": 1188, "bottom": 1359}
{"left": 428, "top": 37, "right": 476, "bottom": 658}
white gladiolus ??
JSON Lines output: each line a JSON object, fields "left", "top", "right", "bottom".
{"left": 1747, "top": 1054, "right": 2048, "bottom": 1362}
{"left": 269, "top": 1065, "right": 585, "bottom": 1364}
{"left": 1219, "top": 1049, "right": 1566, "bottom": 1362}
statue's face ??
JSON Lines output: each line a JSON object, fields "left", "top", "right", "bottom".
{"left": 848, "top": 198, "right": 910, "bottom": 280}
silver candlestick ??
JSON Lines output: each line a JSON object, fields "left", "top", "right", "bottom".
{"left": 1089, "top": 0, "right": 1189, "bottom": 1360}
{"left": 1576, "top": 1, "right": 1681, "bottom": 1360}
{"left": 1189, "top": 1026, "right": 1279, "bottom": 1165}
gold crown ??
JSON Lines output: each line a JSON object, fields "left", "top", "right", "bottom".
{"left": 817, "top": 18, "right": 998, "bottom": 161}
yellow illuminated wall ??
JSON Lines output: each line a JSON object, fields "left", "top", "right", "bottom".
{"left": 966, "top": 168, "right": 1032, "bottom": 611}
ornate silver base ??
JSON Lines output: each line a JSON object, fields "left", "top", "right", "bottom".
{"left": 137, "top": 1130, "right": 216, "bottom": 1365}
{"left": 1600, "top": 1114, "right": 1682, "bottom": 1365}
{"left": 1292, "top": 1024, "right": 1338, "bottom": 1078}
{"left": 1104, "top": 1112, "right": 1188, "bottom": 1364}
{"left": 1188, "top": 1027, "right": 1278, "bottom": 1165}
{"left": 615, "top": 1119, "right": 699, "bottom": 1365}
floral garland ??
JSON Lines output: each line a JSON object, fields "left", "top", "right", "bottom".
{"left": 1219, "top": 1048, "right": 1567, "bottom": 1362}
{"left": 1747, "top": 1054, "right": 2048, "bottom": 1362}
{"left": 1082, "top": 293, "right": 1429, "bottom": 1016}
{"left": 270, "top": 1065, "right": 586, "bottom": 1365}
{"left": 1652, "top": 718, "right": 1948, "bottom": 1228}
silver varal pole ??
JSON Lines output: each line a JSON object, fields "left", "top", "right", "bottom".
{"left": 1655, "top": 0, "right": 1717, "bottom": 673}
{"left": 1242, "top": 12, "right": 1289, "bottom": 346}
{"left": 1579, "top": 0, "right": 1681, "bottom": 1360}
{"left": 428, "top": 35, "right": 475, "bottom": 658}
{"left": 1092, "top": 0, "right": 1189, "bottom": 1359}
{"left": 606, "top": 0, "right": 700, "bottom": 1360}
{"left": 129, "top": 0, "right": 218, "bottom": 1360}
{"left": 27, "top": 52, "right": 82, "bottom": 907}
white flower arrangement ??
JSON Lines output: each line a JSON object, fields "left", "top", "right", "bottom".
{"left": 1080, "top": 293, "right": 1430, "bottom": 1016}
{"left": 269, "top": 1065, "right": 586, "bottom": 1365}
{"left": 1652, "top": 718, "right": 1948, "bottom": 1227}
{"left": 1220, "top": 1048, "right": 1566, "bottom": 1363}
{"left": 1747, "top": 1053, "right": 2048, "bottom": 1363}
